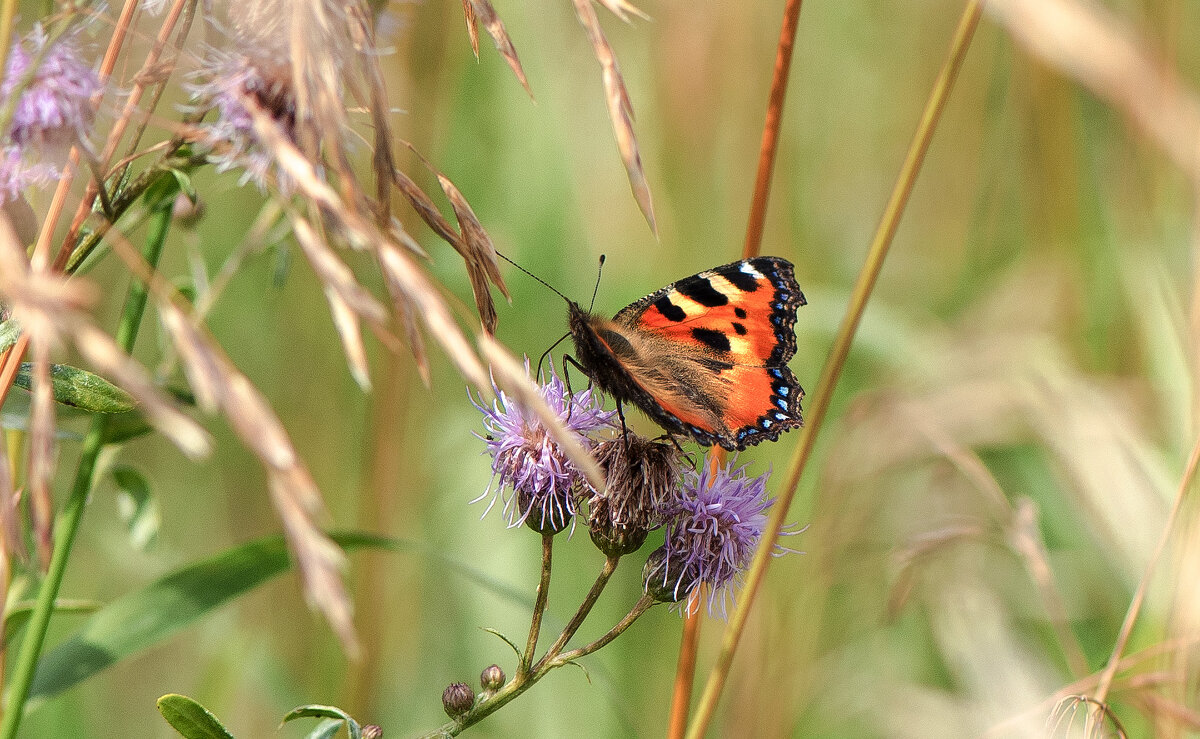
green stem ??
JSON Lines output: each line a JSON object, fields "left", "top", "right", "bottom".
{"left": 520, "top": 533, "right": 554, "bottom": 677}
{"left": 419, "top": 573, "right": 651, "bottom": 738}
{"left": 0, "top": 202, "right": 173, "bottom": 738}
{"left": 534, "top": 554, "right": 619, "bottom": 671}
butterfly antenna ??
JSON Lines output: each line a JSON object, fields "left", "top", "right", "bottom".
{"left": 588, "top": 254, "right": 606, "bottom": 312}
{"left": 495, "top": 249, "right": 574, "bottom": 305}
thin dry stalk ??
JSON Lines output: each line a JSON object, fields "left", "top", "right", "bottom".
{"left": 571, "top": 0, "right": 656, "bottom": 234}
{"left": 685, "top": 3, "right": 984, "bottom": 734}
{"left": 742, "top": 0, "right": 804, "bottom": 260}
{"left": 402, "top": 143, "right": 510, "bottom": 334}
{"left": 985, "top": 0, "right": 1200, "bottom": 187}
{"left": 463, "top": 0, "right": 532, "bottom": 96}
{"left": 1093, "top": 433, "right": 1200, "bottom": 705}
{"left": 96, "top": 218, "right": 361, "bottom": 654}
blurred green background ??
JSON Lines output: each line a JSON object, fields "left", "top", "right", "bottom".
{"left": 15, "top": 0, "right": 1200, "bottom": 736}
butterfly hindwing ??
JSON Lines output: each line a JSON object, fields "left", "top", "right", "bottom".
{"left": 568, "top": 257, "right": 806, "bottom": 451}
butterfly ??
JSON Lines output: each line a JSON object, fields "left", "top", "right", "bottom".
{"left": 567, "top": 256, "right": 806, "bottom": 451}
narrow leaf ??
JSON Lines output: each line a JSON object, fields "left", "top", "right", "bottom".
{"left": 482, "top": 627, "right": 523, "bottom": 660}
{"left": 28, "top": 532, "right": 393, "bottom": 705}
{"left": 27, "top": 532, "right": 527, "bottom": 705}
{"left": 3, "top": 599, "right": 101, "bottom": 646}
{"left": 282, "top": 705, "right": 360, "bottom": 739}
{"left": 305, "top": 719, "right": 346, "bottom": 739}
{"left": 111, "top": 465, "right": 160, "bottom": 550}
{"left": 156, "top": 694, "right": 236, "bottom": 739}
{"left": 13, "top": 362, "right": 135, "bottom": 414}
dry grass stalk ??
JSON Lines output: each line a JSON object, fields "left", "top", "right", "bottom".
{"left": 0, "top": 216, "right": 210, "bottom": 461}
{"left": 27, "top": 340, "right": 54, "bottom": 570}
{"left": 461, "top": 0, "right": 480, "bottom": 57}
{"left": 96, "top": 218, "right": 360, "bottom": 653}
{"left": 985, "top": 0, "right": 1200, "bottom": 187}
{"left": 463, "top": 0, "right": 532, "bottom": 97}
{"left": 246, "top": 98, "right": 491, "bottom": 392}
{"left": 402, "top": 143, "right": 510, "bottom": 334}
{"left": 571, "top": 0, "right": 656, "bottom": 235}
{"left": 595, "top": 0, "right": 648, "bottom": 23}
{"left": 477, "top": 333, "right": 606, "bottom": 495}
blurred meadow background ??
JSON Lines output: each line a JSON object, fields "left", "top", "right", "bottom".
{"left": 7, "top": 0, "right": 1200, "bottom": 737}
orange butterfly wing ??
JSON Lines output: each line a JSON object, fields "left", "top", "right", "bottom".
{"left": 609, "top": 257, "right": 806, "bottom": 449}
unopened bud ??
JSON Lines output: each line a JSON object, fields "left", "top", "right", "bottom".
{"left": 361, "top": 726, "right": 383, "bottom": 739}
{"left": 480, "top": 664, "right": 506, "bottom": 692}
{"left": 518, "top": 490, "right": 572, "bottom": 535}
{"left": 442, "top": 682, "right": 475, "bottom": 718}
{"left": 642, "top": 546, "right": 695, "bottom": 604}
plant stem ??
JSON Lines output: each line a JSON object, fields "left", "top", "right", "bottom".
{"left": 520, "top": 533, "right": 554, "bottom": 676}
{"left": 551, "top": 593, "right": 653, "bottom": 666}
{"left": 418, "top": 574, "right": 652, "bottom": 738}
{"left": 534, "top": 554, "right": 619, "bottom": 670}
{"left": 684, "top": 3, "right": 984, "bottom": 736}
{"left": 1092, "top": 432, "right": 1200, "bottom": 705}
{"left": 0, "top": 203, "right": 173, "bottom": 738}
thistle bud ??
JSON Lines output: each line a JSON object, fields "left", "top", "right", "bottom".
{"left": 589, "top": 519, "right": 648, "bottom": 558}
{"left": 480, "top": 664, "right": 506, "bottom": 693}
{"left": 642, "top": 546, "right": 695, "bottom": 604}
{"left": 361, "top": 726, "right": 383, "bottom": 739}
{"left": 442, "top": 682, "right": 475, "bottom": 718}
{"left": 518, "top": 490, "right": 572, "bottom": 535}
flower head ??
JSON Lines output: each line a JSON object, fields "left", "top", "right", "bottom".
{"left": 2, "top": 25, "right": 101, "bottom": 150}
{"left": 647, "top": 459, "right": 785, "bottom": 617}
{"left": 584, "top": 434, "right": 683, "bottom": 556}
{"left": 0, "top": 146, "right": 54, "bottom": 205}
{"left": 473, "top": 363, "right": 616, "bottom": 533}
{"left": 187, "top": 48, "right": 298, "bottom": 189}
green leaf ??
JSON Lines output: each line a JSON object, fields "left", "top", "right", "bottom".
{"left": 481, "top": 628, "right": 522, "bottom": 660}
{"left": 27, "top": 533, "right": 398, "bottom": 707}
{"left": 170, "top": 169, "right": 198, "bottom": 204}
{"left": 111, "top": 466, "right": 159, "bottom": 550}
{"left": 14, "top": 363, "right": 135, "bottom": 414}
{"left": 142, "top": 169, "right": 184, "bottom": 211}
{"left": 3, "top": 599, "right": 101, "bottom": 646}
{"left": 305, "top": 719, "right": 346, "bottom": 739}
{"left": 156, "top": 694, "right": 236, "bottom": 739}
{"left": 282, "top": 705, "right": 360, "bottom": 739}
{"left": 0, "top": 319, "right": 19, "bottom": 354}
{"left": 26, "top": 531, "right": 529, "bottom": 707}
{"left": 99, "top": 410, "right": 155, "bottom": 445}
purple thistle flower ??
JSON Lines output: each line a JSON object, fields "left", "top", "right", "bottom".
{"left": 2, "top": 25, "right": 101, "bottom": 150}
{"left": 186, "top": 49, "right": 297, "bottom": 189}
{"left": 0, "top": 146, "right": 54, "bottom": 205}
{"left": 472, "top": 363, "right": 616, "bottom": 533}
{"left": 649, "top": 459, "right": 786, "bottom": 618}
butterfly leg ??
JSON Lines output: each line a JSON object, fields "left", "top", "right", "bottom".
{"left": 615, "top": 399, "right": 631, "bottom": 446}
{"left": 561, "top": 354, "right": 595, "bottom": 425}
{"left": 536, "top": 332, "right": 573, "bottom": 381}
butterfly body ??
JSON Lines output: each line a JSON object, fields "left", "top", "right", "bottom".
{"left": 568, "top": 257, "right": 806, "bottom": 451}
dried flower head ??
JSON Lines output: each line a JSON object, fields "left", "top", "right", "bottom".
{"left": 472, "top": 364, "right": 615, "bottom": 533}
{"left": 649, "top": 459, "right": 785, "bottom": 617}
{"left": 2, "top": 25, "right": 101, "bottom": 150}
{"left": 187, "top": 48, "right": 298, "bottom": 188}
{"left": 584, "top": 434, "right": 682, "bottom": 556}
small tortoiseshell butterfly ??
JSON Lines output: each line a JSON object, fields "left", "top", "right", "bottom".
{"left": 568, "top": 257, "right": 806, "bottom": 450}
